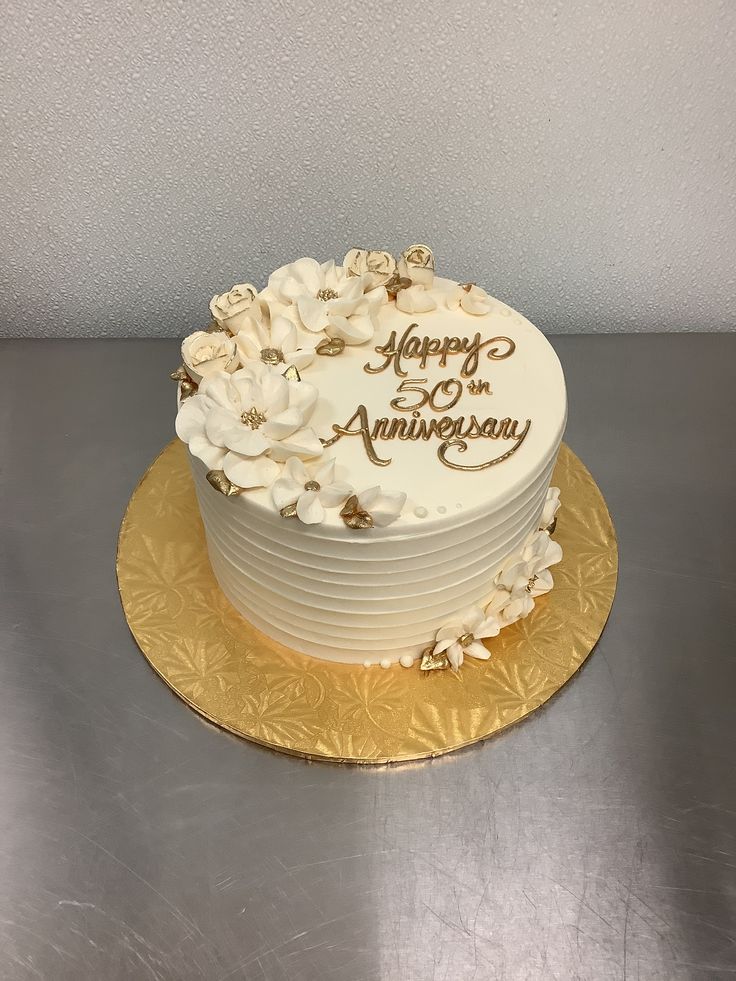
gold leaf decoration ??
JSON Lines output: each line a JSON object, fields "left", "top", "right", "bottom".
{"left": 170, "top": 365, "right": 189, "bottom": 382}
{"left": 384, "top": 273, "right": 413, "bottom": 300}
{"left": 282, "top": 364, "right": 301, "bottom": 382}
{"left": 316, "top": 337, "right": 346, "bottom": 357}
{"left": 206, "top": 470, "right": 243, "bottom": 497}
{"left": 280, "top": 502, "right": 298, "bottom": 518}
{"left": 180, "top": 379, "right": 198, "bottom": 400}
{"left": 419, "top": 647, "right": 450, "bottom": 671}
{"left": 339, "top": 495, "right": 374, "bottom": 530}
{"left": 547, "top": 517, "right": 558, "bottom": 535}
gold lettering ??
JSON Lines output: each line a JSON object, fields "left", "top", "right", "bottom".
{"left": 322, "top": 404, "right": 392, "bottom": 466}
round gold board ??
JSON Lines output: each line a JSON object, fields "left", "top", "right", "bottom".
{"left": 117, "top": 440, "right": 617, "bottom": 764}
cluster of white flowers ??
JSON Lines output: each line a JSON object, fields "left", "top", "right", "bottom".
{"left": 178, "top": 247, "right": 476, "bottom": 527}
{"left": 430, "top": 488, "right": 562, "bottom": 669}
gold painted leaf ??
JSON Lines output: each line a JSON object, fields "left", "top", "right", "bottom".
{"left": 316, "top": 337, "right": 345, "bottom": 357}
{"left": 206, "top": 470, "right": 242, "bottom": 497}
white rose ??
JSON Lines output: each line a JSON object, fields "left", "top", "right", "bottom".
{"left": 181, "top": 330, "right": 238, "bottom": 384}
{"left": 209, "top": 283, "right": 263, "bottom": 334}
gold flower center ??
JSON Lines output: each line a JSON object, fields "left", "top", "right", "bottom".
{"left": 317, "top": 287, "right": 338, "bottom": 301}
{"left": 304, "top": 480, "right": 321, "bottom": 492}
{"left": 260, "top": 347, "right": 284, "bottom": 365}
{"left": 458, "top": 632, "right": 475, "bottom": 647}
{"left": 241, "top": 407, "right": 267, "bottom": 430}
{"left": 526, "top": 574, "right": 539, "bottom": 593}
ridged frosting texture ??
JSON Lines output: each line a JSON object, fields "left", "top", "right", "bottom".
{"left": 176, "top": 253, "right": 567, "bottom": 664}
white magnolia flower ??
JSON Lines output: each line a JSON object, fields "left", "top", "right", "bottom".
{"left": 538, "top": 486, "right": 561, "bottom": 531}
{"left": 272, "top": 456, "right": 353, "bottom": 524}
{"left": 343, "top": 248, "right": 397, "bottom": 289}
{"left": 396, "top": 284, "right": 437, "bottom": 314}
{"left": 234, "top": 313, "right": 316, "bottom": 373}
{"left": 209, "top": 283, "right": 265, "bottom": 334}
{"left": 175, "top": 364, "right": 322, "bottom": 489}
{"left": 267, "top": 257, "right": 380, "bottom": 345}
{"left": 487, "top": 529, "right": 563, "bottom": 626}
{"left": 397, "top": 244, "right": 435, "bottom": 287}
{"left": 447, "top": 283, "right": 493, "bottom": 316}
{"left": 181, "top": 330, "right": 238, "bottom": 384}
{"left": 433, "top": 607, "right": 500, "bottom": 670}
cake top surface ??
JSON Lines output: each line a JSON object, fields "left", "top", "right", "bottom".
{"left": 174, "top": 247, "right": 566, "bottom": 535}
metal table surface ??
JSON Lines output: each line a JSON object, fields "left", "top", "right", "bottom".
{"left": 0, "top": 334, "right": 734, "bottom": 981}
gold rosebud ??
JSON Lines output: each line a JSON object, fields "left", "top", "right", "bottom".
{"left": 343, "top": 248, "right": 397, "bottom": 289}
{"left": 339, "top": 495, "right": 374, "bottom": 530}
{"left": 398, "top": 243, "right": 435, "bottom": 288}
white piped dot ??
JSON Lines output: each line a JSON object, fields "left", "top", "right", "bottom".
{"left": 363, "top": 660, "right": 372, "bottom": 668}
{"left": 414, "top": 506, "right": 428, "bottom": 518}
{"left": 437, "top": 505, "right": 447, "bottom": 514}
{"left": 380, "top": 658, "right": 391, "bottom": 669}
{"left": 399, "top": 654, "right": 414, "bottom": 668}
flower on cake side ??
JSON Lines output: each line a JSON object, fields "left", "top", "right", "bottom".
{"left": 272, "top": 457, "right": 353, "bottom": 524}
{"left": 339, "top": 486, "right": 407, "bottom": 530}
{"left": 485, "top": 529, "right": 563, "bottom": 627}
{"left": 266, "top": 257, "right": 386, "bottom": 346}
{"left": 421, "top": 489, "right": 563, "bottom": 671}
{"left": 175, "top": 363, "right": 322, "bottom": 493}
{"left": 424, "top": 607, "right": 500, "bottom": 671}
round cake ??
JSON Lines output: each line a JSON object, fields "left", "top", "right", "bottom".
{"left": 174, "top": 246, "right": 566, "bottom": 668}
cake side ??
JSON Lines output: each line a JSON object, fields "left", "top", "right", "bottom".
{"left": 173, "top": 245, "right": 566, "bottom": 669}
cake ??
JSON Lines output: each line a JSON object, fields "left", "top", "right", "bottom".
{"left": 173, "top": 246, "right": 566, "bottom": 670}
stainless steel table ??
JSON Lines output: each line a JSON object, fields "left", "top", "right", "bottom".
{"left": 1, "top": 335, "right": 734, "bottom": 980}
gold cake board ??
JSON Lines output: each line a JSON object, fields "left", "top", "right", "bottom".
{"left": 117, "top": 441, "right": 617, "bottom": 764}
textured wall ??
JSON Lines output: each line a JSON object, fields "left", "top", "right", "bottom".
{"left": 1, "top": 1, "right": 734, "bottom": 338}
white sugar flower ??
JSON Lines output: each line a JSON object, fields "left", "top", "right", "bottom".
{"left": 433, "top": 607, "right": 500, "bottom": 670}
{"left": 486, "top": 529, "right": 563, "bottom": 626}
{"left": 272, "top": 457, "right": 353, "bottom": 524}
{"left": 209, "top": 283, "right": 265, "bottom": 334}
{"left": 338, "top": 486, "right": 407, "bottom": 529}
{"left": 395, "top": 284, "right": 437, "bottom": 314}
{"left": 267, "top": 257, "right": 380, "bottom": 345}
{"left": 234, "top": 313, "right": 316, "bottom": 373}
{"left": 447, "top": 283, "right": 493, "bottom": 316}
{"left": 538, "top": 486, "right": 561, "bottom": 532}
{"left": 175, "top": 364, "right": 322, "bottom": 489}
{"left": 181, "top": 330, "right": 238, "bottom": 384}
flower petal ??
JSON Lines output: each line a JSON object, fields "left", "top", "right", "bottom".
{"left": 288, "top": 380, "right": 318, "bottom": 423}
{"left": 465, "top": 641, "right": 491, "bottom": 661}
{"left": 296, "top": 489, "right": 325, "bottom": 524}
{"left": 223, "top": 426, "right": 270, "bottom": 457}
{"left": 175, "top": 396, "right": 207, "bottom": 442}
{"left": 271, "top": 476, "right": 303, "bottom": 511}
{"left": 268, "top": 427, "right": 324, "bottom": 461}
{"left": 447, "top": 642, "right": 464, "bottom": 670}
{"left": 319, "top": 481, "right": 353, "bottom": 508}
{"left": 297, "top": 296, "right": 330, "bottom": 333}
{"left": 189, "top": 435, "right": 226, "bottom": 470}
{"left": 204, "top": 406, "right": 240, "bottom": 447}
{"left": 262, "top": 407, "right": 304, "bottom": 441}
{"left": 223, "top": 452, "right": 280, "bottom": 488}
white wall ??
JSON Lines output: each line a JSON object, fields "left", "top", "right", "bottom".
{"left": 1, "top": 0, "right": 734, "bottom": 337}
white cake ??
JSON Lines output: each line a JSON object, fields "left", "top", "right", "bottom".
{"left": 174, "top": 246, "right": 566, "bottom": 669}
